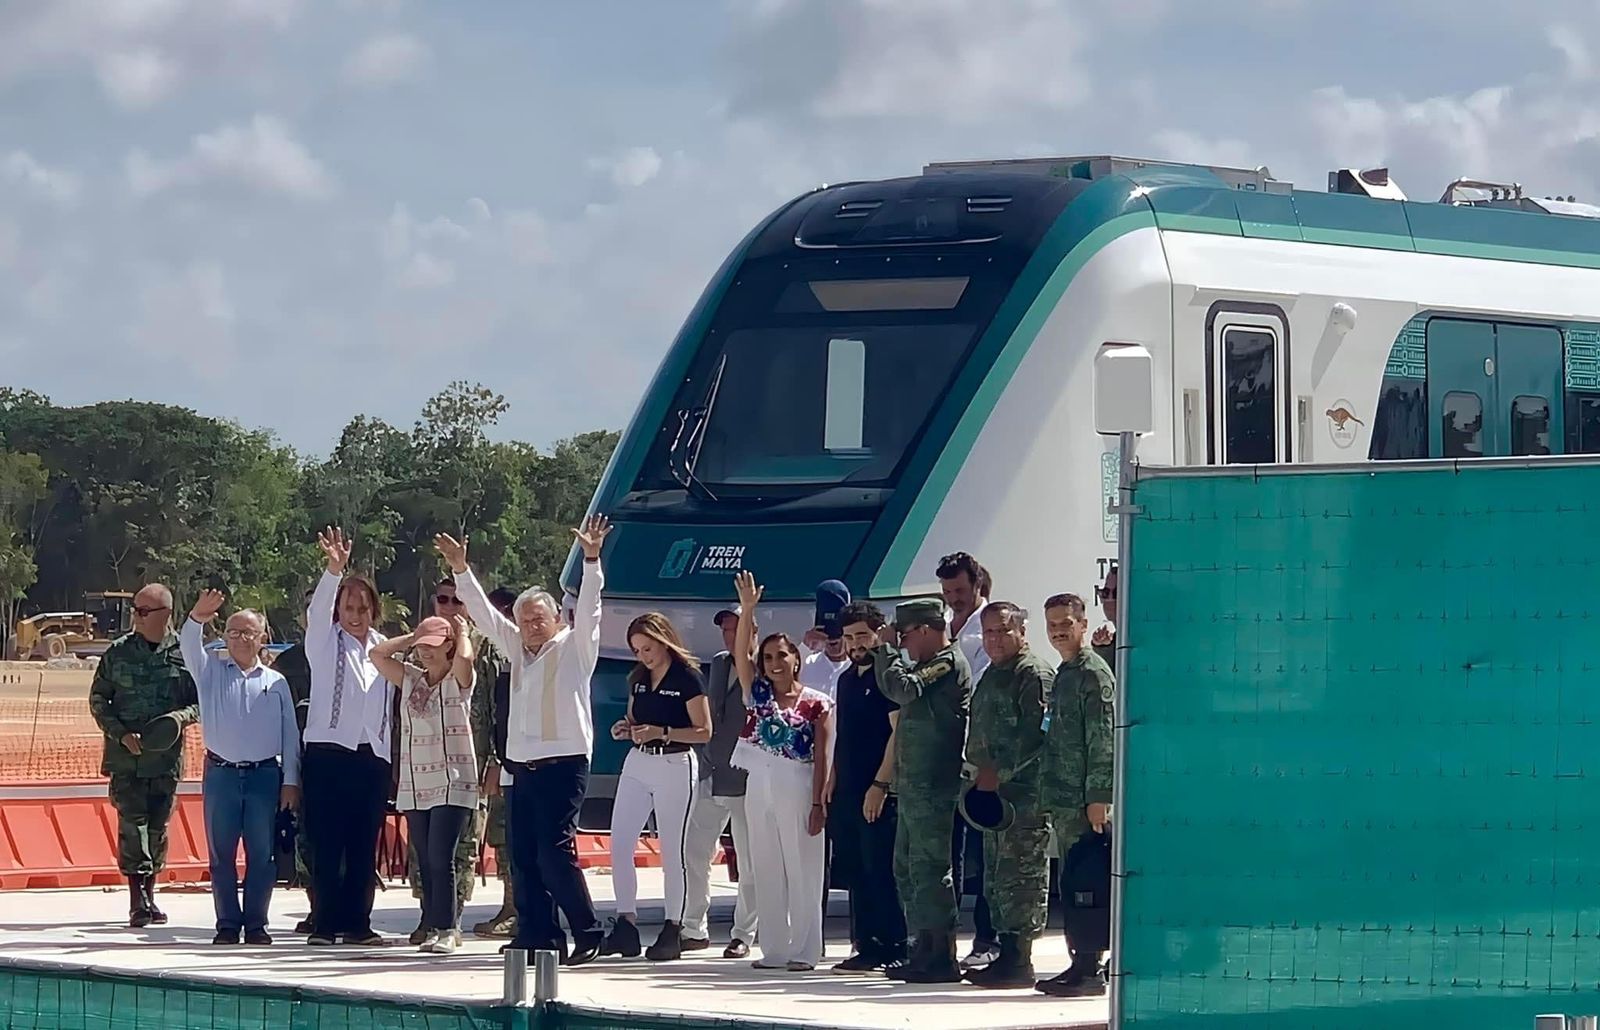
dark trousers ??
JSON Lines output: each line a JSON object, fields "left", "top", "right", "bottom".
{"left": 832, "top": 790, "right": 907, "bottom": 958}
{"left": 508, "top": 756, "right": 601, "bottom": 952}
{"left": 951, "top": 811, "right": 995, "bottom": 945}
{"left": 407, "top": 804, "right": 471, "bottom": 932}
{"left": 202, "top": 760, "right": 280, "bottom": 933}
{"left": 303, "top": 743, "right": 388, "bottom": 937}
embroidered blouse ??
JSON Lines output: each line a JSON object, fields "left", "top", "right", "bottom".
{"left": 395, "top": 663, "right": 479, "bottom": 812}
{"left": 731, "top": 677, "right": 831, "bottom": 772}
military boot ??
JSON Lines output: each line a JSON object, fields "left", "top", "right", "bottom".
{"left": 142, "top": 877, "right": 168, "bottom": 925}
{"left": 965, "top": 933, "right": 1035, "bottom": 988}
{"left": 884, "top": 933, "right": 931, "bottom": 980}
{"left": 127, "top": 875, "right": 152, "bottom": 929}
{"left": 473, "top": 898, "right": 517, "bottom": 938}
{"left": 899, "top": 929, "right": 962, "bottom": 984}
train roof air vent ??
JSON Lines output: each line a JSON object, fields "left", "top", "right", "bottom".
{"left": 836, "top": 200, "right": 883, "bottom": 219}
{"left": 966, "top": 195, "right": 1013, "bottom": 213}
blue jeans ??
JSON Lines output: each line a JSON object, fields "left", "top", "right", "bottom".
{"left": 203, "top": 760, "right": 281, "bottom": 933}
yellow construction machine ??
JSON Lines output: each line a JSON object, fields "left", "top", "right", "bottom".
{"left": 8, "top": 592, "right": 135, "bottom": 660}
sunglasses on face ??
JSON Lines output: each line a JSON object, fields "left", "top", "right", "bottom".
{"left": 132, "top": 605, "right": 170, "bottom": 618}
{"left": 435, "top": 594, "right": 464, "bottom": 606}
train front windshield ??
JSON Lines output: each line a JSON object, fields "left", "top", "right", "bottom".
{"left": 635, "top": 252, "right": 1016, "bottom": 506}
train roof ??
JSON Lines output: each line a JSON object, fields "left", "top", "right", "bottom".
{"left": 781, "top": 154, "right": 1600, "bottom": 273}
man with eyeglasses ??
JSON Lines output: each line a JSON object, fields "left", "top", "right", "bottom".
{"left": 179, "top": 590, "right": 301, "bottom": 945}
{"left": 402, "top": 577, "right": 502, "bottom": 943}
{"left": 88, "top": 583, "right": 199, "bottom": 928}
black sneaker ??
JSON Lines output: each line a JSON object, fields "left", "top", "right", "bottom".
{"left": 599, "top": 919, "right": 642, "bottom": 958}
{"left": 1036, "top": 962, "right": 1108, "bottom": 997}
{"left": 213, "top": 929, "right": 241, "bottom": 945}
{"left": 244, "top": 930, "right": 273, "bottom": 946}
{"left": 645, "top": 921, "right": 683, "bottom": 962}
{"left": 961, "top": 940, "right": 1000, "bottom": 970}
{"left": 831, "top": 952, "right": 882, "bottom": 973}
{"left": 723, "top": 939, "right": 750, "bottom": 959}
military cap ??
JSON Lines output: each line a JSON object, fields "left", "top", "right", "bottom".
{"left": 893, "top": 597, "right": 944, "bottom": 631}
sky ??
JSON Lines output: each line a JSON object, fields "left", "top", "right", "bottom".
{"left": 3, "top": 0, "right": 1600, "bottom": 457}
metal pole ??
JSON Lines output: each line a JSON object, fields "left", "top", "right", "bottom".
{"left": 1107, "top": 430, "right": 1139, "bottom": 1030}
{"left": 533, "top": 948, "right": 560, "bottom": 1005}
{"left": 501, "top": 948, "right": 529, "bottom": 1007}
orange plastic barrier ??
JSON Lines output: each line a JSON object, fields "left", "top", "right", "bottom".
{"left": 0, "top": 788, "right": 700, "bottom": 889}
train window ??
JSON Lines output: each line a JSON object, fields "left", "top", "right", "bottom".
{"left": 823, "top": 337, "right": 866, "bottom": 451}
{"left": 1223, "top": 327, "right": 1277, "bottom": 464}
{"left": 1440, "top": 391, "right": 1483, "bottom": 458}
{"left": 1510, "top": 395, "right": 1551, "bottom": 456}
{"left": 1369, "top": 376, "right": 1426, "bottom": 460}
{"left": 1566, "top": 393, "right": 1600, "bottom": 453}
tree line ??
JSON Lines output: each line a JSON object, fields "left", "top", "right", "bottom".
{"left": 0, "top": 384, "right": 618, "bottom": 650}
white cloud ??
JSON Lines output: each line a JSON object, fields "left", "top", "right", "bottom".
{"left": 1548, "top": 24, "right": 1595, "bottom": 82}
{"left": 126, "top": 115, "right": 333, "bottom": 200}
{"left": 0, "top": 0, "right": 302, "bottom": 109}
{"left": 3, "top": 150, "right": 82, "bottom": 207}
{"left": 589, "top": 146, "right": 663, "bottom": 188}
{"left": 94, "top": 48, "right": 180, "bottom": 108}
{"left": 129, "top": 260, "right": 237, "bottom": 369}
{"left": 342, "top": 32, "right": 431, "bottom": 88}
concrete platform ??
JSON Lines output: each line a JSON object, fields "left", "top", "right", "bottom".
{"left": 0, "top": 866, "right": 1109, "bottom": 1029}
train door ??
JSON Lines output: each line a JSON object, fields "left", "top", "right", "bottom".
{"left": 1426, "top": 318, "right": 1563, "bottom": 458}
{"left": 1207, "top": 306, "right": 1291, "bottom": 465}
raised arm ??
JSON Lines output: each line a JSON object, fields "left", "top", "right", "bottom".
{"left": 450, "top": 616, "right": 476, "bottom": 694}
{"left": 179, "top": 589, "right": 226, "bottom": 686}
{"left": 731, "top": 572, "right": 762, "bottom": 699}
{"left": 872, "top": 645, "right": 950, "bottom": 706}
{"left": 306, "top": 527, "right": 351, "bottom": 658}
{"left": 571, "top": 514, "right": 611, "bottom": 681}
{"left": 367, "top": 633, "right": 414, "bottom": 688}
{"left": 434, "top": 533, "right": 521, "bottom": 655}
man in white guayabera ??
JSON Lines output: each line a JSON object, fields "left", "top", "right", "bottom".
{"left": 434, "top": 515, "right": 611, "bottom": 965}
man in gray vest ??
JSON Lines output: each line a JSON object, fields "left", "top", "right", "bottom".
{"left": 680, "top": 605, "right": 758, "bottom": 958}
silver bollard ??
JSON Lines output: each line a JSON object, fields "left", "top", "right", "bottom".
{"left": 1535, "top": 1016, "right": 1568, "bottom": 1030}
{"left": 533, "top": 948, "right": 560, "bottom": 1004}
{"left": 501, "top": 948, "right": 529, "bottom": 1006}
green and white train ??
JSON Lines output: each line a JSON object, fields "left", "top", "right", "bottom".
{"left": 562, "top": 153, "right": 1600, "bottom": 795}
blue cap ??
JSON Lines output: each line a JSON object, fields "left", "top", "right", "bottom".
{"left": 814, "top": 579, "right": 851, "bottom": 640}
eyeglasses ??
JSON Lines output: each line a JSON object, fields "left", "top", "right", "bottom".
{"left": 132, "top": 605, "right": 170, "bottom": 618}
{"left": 435, "top": 594, "right": 463, "bottom": 606}
{"left": 224, "top": 629, "right": 261, "bottom": 640}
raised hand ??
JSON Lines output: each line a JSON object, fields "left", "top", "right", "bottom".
{"left": 434, "top": 532, "right": 469, "bottom": 575}
{"left": 190, "top": 589, "right": 226, "bottom": 623}
{"left": 450, "top": 614, "right": 470, "bottom": 640}
{"left": 572, "top": 514, "right": 612, "bottom": 560}
{"left": 734, "top": 570, "right": 763, "bottom": 609}
{"left": 317, "top": 527, "right": 351, "bottom": 575}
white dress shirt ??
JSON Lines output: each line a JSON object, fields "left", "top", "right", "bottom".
{"left": 301, "top": 570, "right": 392, "bottom": 757}
{"left": 798, "top": 648, "right": 848, "bottom": 701}
{"left": 948, "top": 600, "right": 990, "bottom": 681}
{"left": 456, "top": 558, "right": 602, "bottom": 764}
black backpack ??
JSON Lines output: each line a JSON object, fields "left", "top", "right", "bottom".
{"left": 1062, "top": 826, "right": 1112, "bottom": 955}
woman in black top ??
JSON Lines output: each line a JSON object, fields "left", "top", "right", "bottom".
{"left": 602, "top": 612, "right": 711, "bottom": 961}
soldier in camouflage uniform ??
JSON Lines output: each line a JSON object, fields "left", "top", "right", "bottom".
{"left": 472, "top": 584, "right": 520, "bottom": 937}
{"left": 404, "top": 578, "right": 500, "bottom": 944}
{"left": 962, "top": 602, "right": 1056, "bottom": 989}
{"left": 1038, "top": 592, "right": 1115, "bottom": 997}
{"left": 87, "top": 583, "right": 200, "bottom": 928}
{"left": 871, "top": 597, "right": 971, "bottom": 984}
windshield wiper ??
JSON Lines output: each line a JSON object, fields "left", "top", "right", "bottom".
{"left": 666, "top": 354, "right": 725, "bottom": 501}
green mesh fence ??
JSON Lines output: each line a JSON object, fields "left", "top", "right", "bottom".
{"left": 1119, "top": 461, "right": 1600, "bottom": 1028}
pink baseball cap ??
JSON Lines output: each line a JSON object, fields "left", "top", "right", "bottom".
{"left": 413, "top": 616, "right": 452, "bottom": 648}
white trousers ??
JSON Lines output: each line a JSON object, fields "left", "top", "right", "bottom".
{"left": 610, "top": 748, "right": 698, "bottom": 923}
{"left": 681, "top": 782, "right": 758, "bottom": 943}
{"left": 744, "top": 757, "right": 824, "bottom": 967}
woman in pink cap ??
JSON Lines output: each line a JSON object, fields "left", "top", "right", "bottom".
{"left": 370, "top": 614, "right": 479, "bottom": 955}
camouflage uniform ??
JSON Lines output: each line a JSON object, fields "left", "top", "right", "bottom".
{"left": 967, "top": 649, "right": 1055, "bottom": 939}
{"left": 1042, "top": 648, "right": 1115, "bottom": 844}
{"left": 405, "top": 636, "right": 501, "bottom": 924}
{"left": 88, "top": 631, "right": 199, "bottom": 926}
{"left": 872, "top": 598, "right": 971, "bottom": 983}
